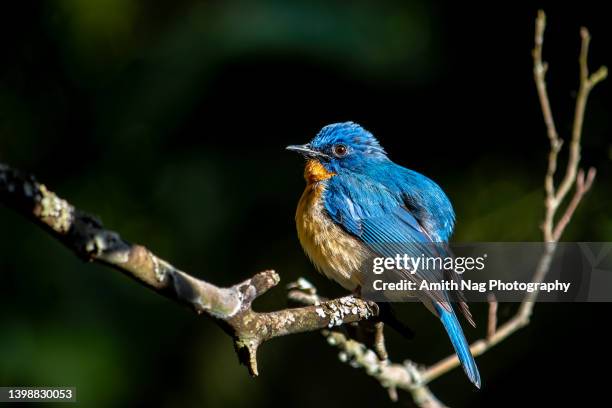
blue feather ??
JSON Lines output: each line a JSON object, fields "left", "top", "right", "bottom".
{"left": 436, "top": 303, "right": 481, "bottom": 388}
{"left": 323, "top": 170, "right": 454, "bottom": 305}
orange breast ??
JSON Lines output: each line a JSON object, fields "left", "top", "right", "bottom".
{"left": 295, "top": 180, "right": 369, "bottom": 291}
{"left": 304, "top": 159, "right": 335, "bottom": 184}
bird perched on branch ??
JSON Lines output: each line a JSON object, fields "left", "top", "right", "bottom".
{"left": 287, "top": 122, "right": 480, "bottom": 388}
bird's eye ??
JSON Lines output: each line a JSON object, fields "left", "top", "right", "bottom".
{"left": 332, "top": 144, "right": 348, "bottom": 158}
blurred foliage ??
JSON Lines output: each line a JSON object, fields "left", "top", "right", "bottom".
{"left": 0, "top": 1, "right": 610, "bottom": 407}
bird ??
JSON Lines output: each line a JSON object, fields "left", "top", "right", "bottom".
{"left": 287, "top": 121, "right": 481, "bottom": 388}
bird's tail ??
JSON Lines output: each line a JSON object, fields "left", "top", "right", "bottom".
{"left": 435, "top": 303, "right": 481, "bottom": 388}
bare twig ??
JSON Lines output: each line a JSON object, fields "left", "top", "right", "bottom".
{"left": 534, "top": 11, "right": 606, "bottom": 242}
{"left": 0, "top": 163, "right": 379, "bottom": 377}
{"left": 533, "top": 10, "right": 562, "bottom": 242}
{"left": 555, "top": 28, "right": 607, "bottom": 207}
{"left": 553, "top": 167, "right": 596, "bottom": 241}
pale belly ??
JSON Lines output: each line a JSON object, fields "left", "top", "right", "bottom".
{"left": 295, "top": 183, "right": 370, "bottom": 291}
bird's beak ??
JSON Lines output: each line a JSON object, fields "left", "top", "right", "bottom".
{"left": 286, "top": 144, "right": 330, "bottom": 159}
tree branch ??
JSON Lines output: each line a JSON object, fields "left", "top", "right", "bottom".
{"left": 533, "top": 10, "right": 606, "bottom": 241}
{"left": 0, "top": 163, "right": 378, "bottom": 377}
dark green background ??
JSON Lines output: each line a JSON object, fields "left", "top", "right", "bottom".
{"left": 1, "top": 1, "right": 610, "bottom": 407}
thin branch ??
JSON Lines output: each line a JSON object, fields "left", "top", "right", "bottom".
{"left": 533, "top": 10, "right": 562, "bottom": 241}
{"left": 552, "top": 167, "right": 596, "bottom": 241}
{"left": 554, "top": 27, "right": 606, "bottom": 209}
{"left": 533, "top": 11, "right": 607, "bottom": 242}
{"left": 0, "top": 163, "right": 379, "bottom": 377}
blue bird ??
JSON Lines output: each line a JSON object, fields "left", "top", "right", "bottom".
{"left": 287, "top": 122, "right": 480, "bottom": 388}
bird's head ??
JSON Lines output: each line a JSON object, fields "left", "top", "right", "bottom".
{"left": 287, "top": 122, "right": 387, "bottom": 182}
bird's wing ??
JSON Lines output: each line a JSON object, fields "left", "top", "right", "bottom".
{"left": 324, "top": 173, "right": 474, "bottom": 324}
{"left": 324, "top": 175, "right": 451, "bottom": 305}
